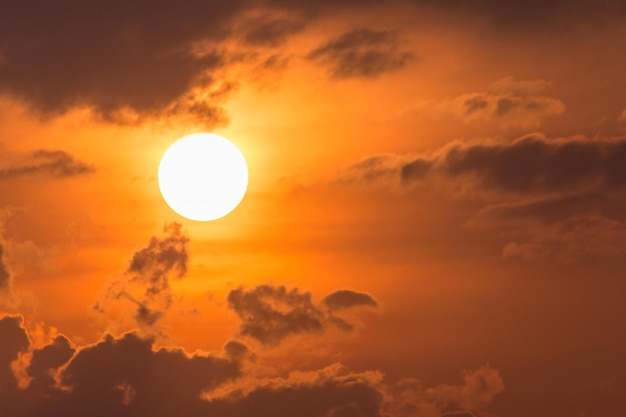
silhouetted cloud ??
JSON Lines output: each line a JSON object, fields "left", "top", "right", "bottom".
{"left": 0, "top": 312, "right": 506, "bottom": 417}
{"left": 0, "top": 315, "right": 29, "bottom": 405}
{"left": 0, "top": 319, "right": 243, "bottom": 417}
{"left": 0, "top": 245, "right": 10, "bottom": 293}
{"left": 0, "top": 150, "right": 94, "bottom": 180}
{"left": 321, "top": 289, "right": 378, "bottom": 311}
{"left": 343, "top": 133, "right": 626, "bottom": 261}
{"left": 227, "top": 285, "right": 378, "bottom": 345}
{"left": 0, "top": 0, "right": 248, "bottom": 124}
{"left": 94, "top": 223, "right": 189, "bottom": 329}
{"left": 308, "top": 28, "right": 413, "bottom": 78}
{"left": 398, "top": 134, "right": 626, "bottom": 194}
{"left": 468, "top": 194, "right": 626, "bottom": 261}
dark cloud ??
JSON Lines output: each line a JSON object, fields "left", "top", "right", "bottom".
{"left": 27, "top": 335, "right": 75, "bottom": 379}
{"left": 308, "top": 28, "right": 413, "bottom": 78}
{"left": 0, "top": 313, "right": 505, "bottom": 417}
{"left": 0, "top": 322, "right": 242, "bottom": 417}
{"left": 469, "top": 194, "right": 626, "bottom": 261}
{"left": 0, "top": 0, "right": 247, "bottom": 123}
{"left": 0, "top": 150, "right": 94, "bottom": 180}
{"left": 398, "top": 134, "right": 626, "bottom": 195}
{"left": 0, "top": 244, "right": 10, "bottom": 292}
{"left": 344, "top": 134, "right": 626, "bottom": 261}
{"left": 227, "top": 285, "right": 378, "bottom": 345}
{"left": 1, "top": 0, "right": 622, "bottom": 122}
{"left": 0, "top": 316, "right": 29, "bottom": 401}
{"left": 321, "top": 289, "right": 378, "bottom": 312}
{"left": 243, "top": 17, "right": 306, "bottom": 47}
{"left": 94, "top": 223, "right": 189, "bottom": 328}
{"left": 204, "top": 368, "right": 383, "bottom": 417}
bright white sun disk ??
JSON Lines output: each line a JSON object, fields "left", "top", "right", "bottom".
{"left": 158, "top": 133, "right": 248, "bottom": 221}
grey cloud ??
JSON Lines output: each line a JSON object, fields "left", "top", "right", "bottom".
{"left": 227, "top": 285, "right": 378, "bottom": 345}
{"left": 0, "top": 150, "right": 94, "bottom": 180}
{"left": 308, "top": 28, "right": 413, "bottom": 78}
{"left": 94, "top": 223, "right": 189, "bottom": 328}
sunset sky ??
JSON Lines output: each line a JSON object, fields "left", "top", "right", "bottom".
{"left": 2, "top": 1, "right": 626, "bottom": 416}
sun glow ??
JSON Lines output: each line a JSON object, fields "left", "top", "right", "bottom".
{"left": 158, "top": 133, "right": 248, "bottom": 221}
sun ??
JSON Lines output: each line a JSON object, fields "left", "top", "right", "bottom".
{"left": 158, "top": 133, "right": 248, "bottom": 221}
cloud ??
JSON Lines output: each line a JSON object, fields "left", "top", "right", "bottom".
{"left": 0, "top": 150, "right": 94, "bottom": 180}
{"left": 242, "top": 16, "right": 306, "bottom": 47}
{"left": 227, "top": 285, "right": 378, "bottom": 345}
{"left": 343, "top": 133, "right": 626, "bottom": 261}
{"left": 321, "top": 289, "right": 378, "bottom": 312}
{"left": 416, "top": 77, "right": 565, "bottom": 128}
{"left": 398, "top": 134, "right": 626, "bottom": 195}
{"left": 384, "top": 367, "right": 504, "bottom": 417}
{"left": 0, "top": 316, "right": 29, "bottom": 395}
{"left": 0, "top": 312, "right": 505, "bottom": 417}
{"left": 93, "top": 223, "right": 189, "bottom": 329}
{"left": 469, "top": 194, "right": 626, "bottom": 261}
{"left": 0, "top": 318, "right": 243, "bottom": 417}
{"left": 308, "top": 28, "right": 413, "bottom": 78}
{"left": 0, "top": 244, "right": 11, "bottom": 293}
{"left": 0, "top": 0, "right": 245, "bottom": 124}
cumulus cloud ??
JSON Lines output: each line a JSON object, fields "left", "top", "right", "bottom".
{"left": 0, "top": 308, "right": 504, "bottom": 417}
{"left": 227, "top": 285, "right": 378, "bottom": 345}
{"left": 0, "top": 150, "right": 94, "bottom": 180}
{"left": 308, "top": 28, "right": 413, "bottom": 78}
{"left": 93, "top": 223, "right": 189, "bottom": 329}
{"left": 0, "top": 316, "right": 243, "bottom": 417}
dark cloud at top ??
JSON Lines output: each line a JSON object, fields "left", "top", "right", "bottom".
{"left": 0, "top": 0, "right": 623, "bottom": 121}
{"left": 0, "top": 0, "right": 247, "bottom": 123}
{"left": 94, "top": 223, "right": 189, "bottom": 328}
{"left": 0, "top": 150, "right": 95, "bottom": 180}
{"left": 307, "top": 28, "right": 413, "bottom": 78}
{"left": 227, "top": 285, "right": 378, "bottom": 345}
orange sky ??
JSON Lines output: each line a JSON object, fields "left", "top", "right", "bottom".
{"left": 2, "top": 2, "right": 626, "bottom": 417}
